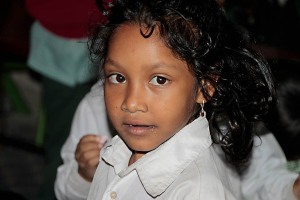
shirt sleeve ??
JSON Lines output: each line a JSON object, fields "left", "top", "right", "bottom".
{"left": 241, "top": 133, "right": 299, "bottom": 200}
{"left": 54, "top": 82, "right": 112, "bottom": 200}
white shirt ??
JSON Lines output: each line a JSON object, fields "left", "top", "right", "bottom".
{"left": 54, "top": 81, "right": 299, "bottom": 200}
{"left": 239, "top": 133, "right": 298, "bottom": 200}
{"left": 88, "top": 117, "right": 237, "bottom": 200}
{"left": 54, "top": 82, "right": 112, "bottom": 200}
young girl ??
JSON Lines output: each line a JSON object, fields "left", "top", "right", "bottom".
{"left": 87, "top": 0, "right": 275, "bottom": 199}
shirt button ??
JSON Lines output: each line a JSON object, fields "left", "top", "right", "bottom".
{"left": 110, "top": 191, "right": 117, "bottom": 199}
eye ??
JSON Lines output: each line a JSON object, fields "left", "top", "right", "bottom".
{"left": 150, "top": 76, "right": 169, "bottom": 86}
{"left": 108, "top": 73, "right": 126, "bottom": 84}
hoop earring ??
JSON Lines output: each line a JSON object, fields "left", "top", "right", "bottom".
{"left": 200, "top": 100, "right": 206, "bottom": 117}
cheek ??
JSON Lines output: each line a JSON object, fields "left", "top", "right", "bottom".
{"left": 159, "top": 89, "right": 196, "bottom": 117}
{"left": 105, "top": 102, "right": 120, "bottom": 130}
{"left": 156, "top": 96, "right": 196, "bottom": 128}
{"left": 104, "top": 89, "right": 120, "bottom": 117}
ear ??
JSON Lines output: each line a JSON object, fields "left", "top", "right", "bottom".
{"left": 195, "top": 88, "right": 205, "bottom": 104}
{"left": 195, "top": 80, "right": 216, "bottom": 104}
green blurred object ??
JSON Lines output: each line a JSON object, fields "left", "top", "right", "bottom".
{"left": 1, "top": 61, "right": 30, "bottom": 113}
{"left": 0, "top": 0, "right": 45, "bottom": 148}
{"left": 1, "top": 61, "right": 46, "bottom": 146}
{"left": 287, "top": 159, "right": 300, "bottom": 174}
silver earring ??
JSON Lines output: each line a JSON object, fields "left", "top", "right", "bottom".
{"left": 200, "top": 100, "right": 206, "bottom": 117}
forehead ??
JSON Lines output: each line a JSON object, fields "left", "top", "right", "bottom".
{"left": 107, "top": 24, "right": 181, "bottom": 65}
{"left": 109, "top": 23, "right": 163, "bottom": 49}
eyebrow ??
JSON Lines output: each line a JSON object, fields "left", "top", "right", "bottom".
{"left": 105, "top": 57, "right": 186, "bottom": 72}
{"left": 105, "top": 58, "right": 122, "bottom": 68}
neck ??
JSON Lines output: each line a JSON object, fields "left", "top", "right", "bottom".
{"left": 128, "top": 151, "right": 146, "bottom": 166}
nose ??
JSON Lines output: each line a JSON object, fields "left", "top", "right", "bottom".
{"left": 121, "top": 83, "right": 148, "bottom": 113}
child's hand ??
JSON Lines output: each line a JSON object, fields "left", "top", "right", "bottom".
{"left": 75, "top": 134, "right": 108, "bottom": 182}
{"left": 294, "top": 175, "right": 300, "bottom": 199}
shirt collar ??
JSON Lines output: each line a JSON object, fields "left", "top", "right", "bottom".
{"left": 102, "top": 116, "right": 212, "bottom": 197}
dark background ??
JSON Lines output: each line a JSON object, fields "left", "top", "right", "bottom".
{"left": 0, "top": 0, "right": 300, "bottom": 199}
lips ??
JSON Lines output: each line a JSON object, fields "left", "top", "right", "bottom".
{"left": 122, "top": 122, "right": 156, "bottom": 136}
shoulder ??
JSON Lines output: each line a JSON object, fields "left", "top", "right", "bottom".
{"left": 71, "top": 81, "right": 108, "bottom": 133}
{"left": 77, "top": 81, "right": 105, "bottom": 112}
{"left": 166, "top": 148, "right": 237, "bottom": 199}
{"left": 85, "top": 81, "right": 104, "bottom": 103}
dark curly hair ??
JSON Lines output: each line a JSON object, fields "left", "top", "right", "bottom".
{"left": 89, "top": 0, "right": 276, "bottom": 168}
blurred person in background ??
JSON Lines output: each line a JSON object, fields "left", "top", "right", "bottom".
{"left": 24, "top": 1, "right": 105, "bottom": 199}
{"left": 266, "top": 70, "right": 300, "bottom": 167}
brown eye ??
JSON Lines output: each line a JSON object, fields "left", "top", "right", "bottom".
{"left": 108, "top": 74, "right": 126, "bottom": 83}
{"left": 150, "top": 76, "right": 169, "bottom": 86}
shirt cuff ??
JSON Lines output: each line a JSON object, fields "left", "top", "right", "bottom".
{"left": 67, "top": 165, "right": 92, "bottom": 197}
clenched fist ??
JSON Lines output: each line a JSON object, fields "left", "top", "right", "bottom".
{"left": 75, "top": 134, "right": 108, "bottom": 182}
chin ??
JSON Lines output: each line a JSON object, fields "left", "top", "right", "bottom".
{"left": 128, "top": 143, "right": 158, "bottom": 153}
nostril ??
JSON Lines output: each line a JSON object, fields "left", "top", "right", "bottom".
{"left": 121, "top": 86, "right": 148, "bottom": 113}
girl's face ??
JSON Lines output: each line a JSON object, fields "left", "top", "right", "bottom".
{"left": 104, "top": 24, "right": 203, "bottom": 154}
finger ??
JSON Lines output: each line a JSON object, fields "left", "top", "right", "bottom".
{"left": 79, "top": 134, "right": 102, "bottom": 144}
{"left": 80, "top": 155, "right": 101, "bottom": 168}
{"left": 76, "top": 135, "right": 109, "bottom": 161}
{"left": 79, "top": 140, "right": 103, "bottom": 151}
{"left": 75, "top": 142, "right": 101, "bottom": 161}
{"left": 80, "top": 134, "right": 108, "bottom": 146}
{"left": 77, "top": 155, "right": 100, "bottom": 181}
{"left": 99, "top": 135, "right": 109, "bottom": 144}
{"left": 76, "top": 135, "right": 105, "bottom": 154}
{"left": 77, "top": 149, "right": 101, "bottom": 166}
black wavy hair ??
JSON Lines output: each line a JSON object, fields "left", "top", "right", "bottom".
{"left": 89, "top": 0, "right": 276, "bottom": 168}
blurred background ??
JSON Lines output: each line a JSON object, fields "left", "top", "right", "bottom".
{"left": 0, "top": 0, "right": 300, "bottom": 199}
{"left": 0, "top": 0, "right": 44, "bottom": 200}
